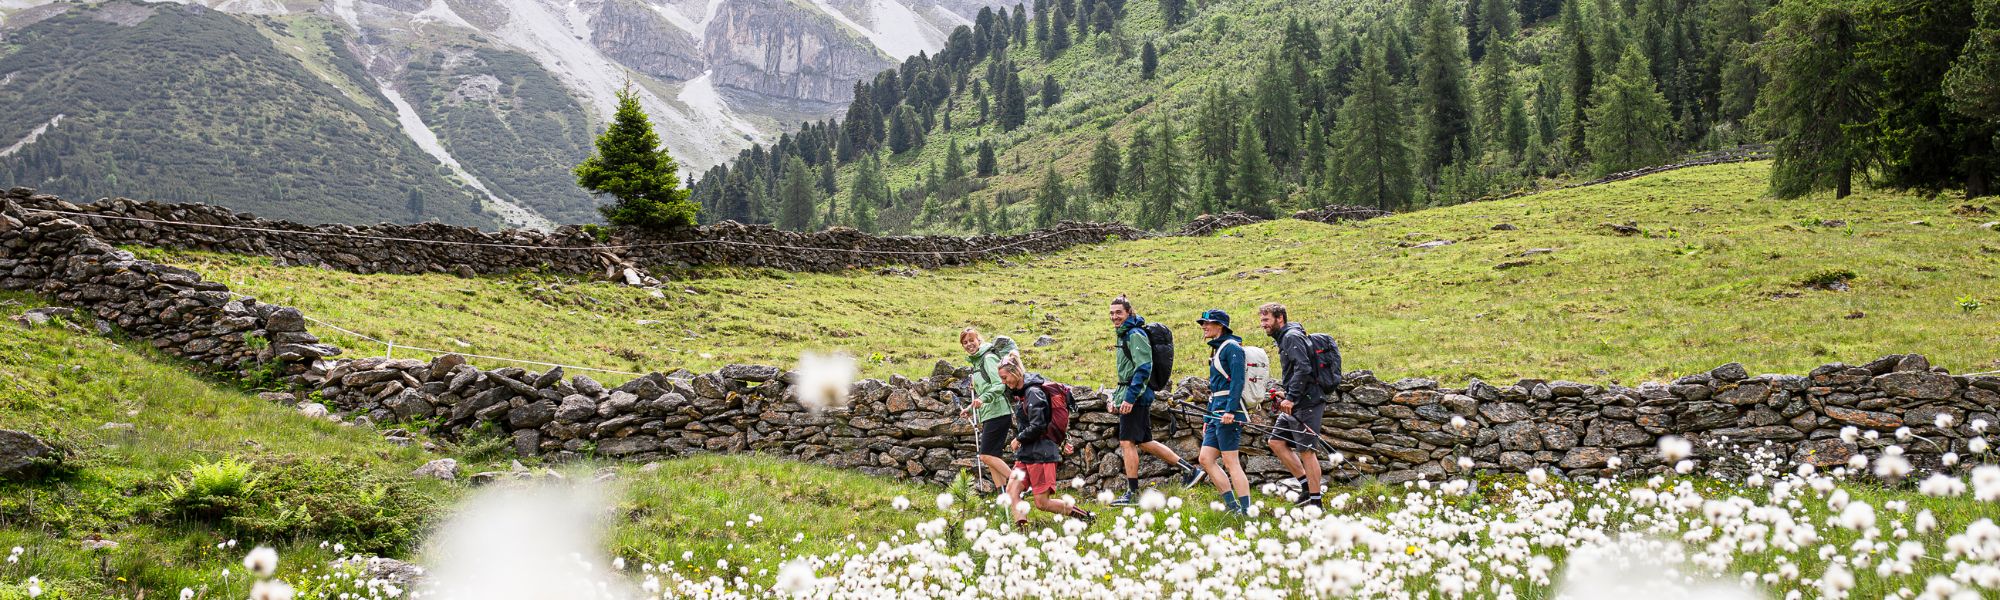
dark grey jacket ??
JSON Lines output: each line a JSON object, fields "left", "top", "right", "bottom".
{"left": 1008, "top": 373, "right": 1062, "bottom": 464}
{"left": 1271, "top": 322, "right": 1325, "bottom": 408}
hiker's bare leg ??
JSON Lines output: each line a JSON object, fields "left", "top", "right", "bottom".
{"left": 979, "top": 455, "right": 1012, "bottom": 491}
{"left": 1119, "top": 440, "right": 1140, "bottom": 478}
{"left": 1222, "top": 450, "right": 1251, "bottom": 501}
{"left": 1140, "top": 440, "right": 1182, "bottom": 464}
{"left": 1033, "top": 494, "right": 1069, "bottom": 515}
{"left": 1198, "top": 446, "right": 1227, "bottom": 491}
{"left": 1298, "top": 450, "right": 1323, "bottom": 494}
{"left": 1006, "top": 479, "right": 1029, "bottom": 523}
{"left": 1268, "top": 439, "right": 1304, "bottom": 479}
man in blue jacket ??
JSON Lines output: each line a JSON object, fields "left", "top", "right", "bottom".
{"left": 1107, "top": 296, "right": 1203, "bottom": 507}
{"left": 1195, "top": 309, "right": 1253, "bottom": 516}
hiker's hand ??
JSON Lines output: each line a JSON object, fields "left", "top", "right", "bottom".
{"left": 1279, "top": 400, "right": 1294, "bottom": 412}
{"left": 970, "top": 399, "right": 983, "bottom": 410}
{"left": 1063, "top": 443, "right": 1075, "bottom": 455}
{"left": 1008, "top": 439, "right": 1019, "bottom": 452}
{"left": 1222, "top": 413, "right": 1236, "bottom": 425}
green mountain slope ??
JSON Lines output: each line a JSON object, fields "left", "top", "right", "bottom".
{"left": 692, "top": 0, "right": 1994, "bottom": 236}
{"left": 401, "top": 44, "right": 602, "bottom": 225}
{"left": 156, "top": 164, "right": 2000, "bottom": 385}
{"left": 0, "top": 2, "right": 495, "bottom": 227}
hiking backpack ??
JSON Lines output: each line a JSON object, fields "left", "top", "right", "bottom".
{"left": 1307, "top": 332, "right": 1343, "bottom": 393}
{"left": 1039, "top": 381, "right": 1073, "bottom": 445}
{"left": 1239, "top": 344, "right": 1272, "bottom": 411}
{"left": 1121, "top": 323, "right": 1176, "bottom": 392}
{"left": 1211, "top": 340, "right": 1270, "bottom": 411}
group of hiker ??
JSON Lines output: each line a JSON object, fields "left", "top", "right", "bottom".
{"left": 958, "top": 296, "right": 1343, "bottom": 527}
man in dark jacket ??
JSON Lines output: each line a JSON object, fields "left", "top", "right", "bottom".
{"left": 1195, "top": 309, "right": 1253, "bottom": 516}
{"left": 1259, "top": 303, "right": 1327, "bottom": 508}
{"left": 998, "top": 355, "right": 1096, "bottom": 528}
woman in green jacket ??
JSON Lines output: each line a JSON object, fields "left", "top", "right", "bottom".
{"left": 961, "top": 328, "right": 1017, "bottom": 493}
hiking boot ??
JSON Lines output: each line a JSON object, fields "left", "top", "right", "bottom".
{"left": 1275, "top": 477, "right": 1305, "bottom": 495}
{"left": 1110, "top": 491, "right": 1138, "bottom": 507}
{"left": 1180, "top": 465, "right": 1206, "bottom": 489}
{"left": 1293, "top": 495, "right": 1322, "bottom": 509}
{"left": 1070, "top": 507, "right": 1097, "bottom": 524}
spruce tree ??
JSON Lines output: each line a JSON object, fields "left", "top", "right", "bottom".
{"left": 1332, "top": 44, "right": 1416, "bottom": 211}
{"left": 1415, "top": 0, "right": 1473, "bottom": 180}
{"left": 1866, "top": 0, "right": 1996, "bottom": 197}
{"left": 776, "top": 157, "right": 816, "bottom": 231}
{"left": 977, "top": 140, "right": 999, "bottom": 177}
{"left": 1558, "top": 0, "right": 1596, "bottom": 163}
{"left": 1252, "top": 52, "right": 1300, "bottom": 172}
{"left": 1947, "top": 0, "right": 2000, "bottom": 126}
{"left": 1229, "top": 119, "right": 1275, "bottom": 218}
{"left": 1475, "top": 40, "right": 1515, "bottom": 158}
{"left": 1034, "top": 166, "right": 1068, "bottom": 228}
{"left": 1142, "top": 122, "right": 1185, "bottom": 228}
{"left": 1122, "top": 128, "right": 1154, "bottom": 199}
{"left": 1585, "top": 50, "right": 1675, "bottom": 175}
{"left": 848, "top": 155, "right": 885, "bottom": 233}
{"left": 1161, "top": 0, "right": 1188, "bottom": 28}
{"left": 1088, "top": 133, "right": 1121, "bottom": 199}
{"left": 1041, "top": 74, "right": 1063, "bottom": 108}
{"left": 1707, "top": 0, "right": 1770, "bottom": 127}
{"left": 1000, "top": 71, "right": 1029, "bottom": 131}
{"left": 1194, "top": 84, "right": 1236, "bottom": 162}
{"left": 1756, "top": 0, "right": 1875, "bottom": 198}
{"left": 888, "top": 106, "right": 920, "bottom": 154}
{"left": 1140, "top": 41, "right": 1160, "bottom": 81}
{"left": 944, "top": 138, "right": 968, "bottom": 181}
{"left": 574, "top": 87, "right": 698, "bottom": 229}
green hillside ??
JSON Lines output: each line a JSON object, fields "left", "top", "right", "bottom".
{"left": 0, "top": 1, "right": 497, "bottom": 227}
{"left": 401, "top": 44, "right": 603, "bottom": 225}
{"left": 689, "top": 0, "right": 1995, "bottom": 236}
{"left": 153, "top": 163, "right": 2000, "bottom": 386}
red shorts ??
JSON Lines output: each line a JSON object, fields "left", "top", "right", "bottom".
{"left": 1012, "top": 461, "right": 1057, "bottom": 495}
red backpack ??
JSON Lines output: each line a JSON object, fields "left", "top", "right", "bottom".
{"left": 1039, "top": 381, "right": 1072, "bottom": 446}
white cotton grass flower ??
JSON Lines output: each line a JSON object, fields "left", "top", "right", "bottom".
{"left": 1096, "top": 490, "right": 1113, "bottom": 504}
{"left": 1070, "top": 477, "right": 1086, "bottom": 489}
{"left": 1936, "top": 414, "right": 1955, "bottom": 429}
{"left": 1838, "top": 501, "right": 1876, "bottom": 531}
{"left": 180, "top": 588, "right": 194, "bottom": 600}
{"left": 1972, "top": 419, "right": 1989, "bottom": 433}
{"left": 891, "top": 496, "right": 910, "bottom": 511}
{"left": 1895, "top": 426, "right": 1912, "bottom": 441}
{"left": 249, "top": 579, "right": 293, "bottom": 600}
{"left": 243, "top": 546, "right": 279, "bottom": 578}
{"left": 1971, "top": 438, "right": 1989, "bottom": 454}
{"left": 774, "top": 557, "right": 819, "bottom": 594}
{"left": 1873, "top": 453, "right": 1912, "bottom": 480}
{"left": 1658, "top": 436, "right": 1693, "bottom": 462}
{"left": 1820, "top": 563, "right": 1856, "bottom": 599}
{"left": 1449, "top": 415, "right": 1467, "bottom": 430}
{"left": 793, "top": 352, "right": 857, "bottom": 413}
{"left": 1527, "top": 468, "right": 1548, "bottom": 485}
{"left": 1841, "top": 426, "right": 1860, "bottom": 444}
{"left": 1919, "top": 474, "right": 1965, "bottom": 497}
{"left": 1456, "top": 456, "right": 1474, "bottom": 471}
{"left": 26, "top": 576, "right": 41, "bottom": 598}
{"left": 1973, "top": 466, "right": 2000, "bottom": 502}
{"left": 935, "top": 492, "right": 954, "bottom": 511}
{"left": 1847, "top": 453, "right": 1869, "bottom": 471}
{"left": 1676, "top": 460, "right": 1694, "bottom": 474}
{"left": 1943, "top": 452, "right": 1960, "bottom": 467}
{"left": 1138, "top": 489, "right": 1167, "bottom": 511}
{"left": 1607, "top": 456, "right": 1622, "bottom": 469}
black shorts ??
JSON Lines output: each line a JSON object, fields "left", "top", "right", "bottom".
{"left": 977, "top": 416, "right": 1012, "bottom": 458}
{"left": 1116, "top": 405, "right": 1153, "bottom": 443}
{"left": 1274, "top": 403, "right": 1325, "bottom": 451}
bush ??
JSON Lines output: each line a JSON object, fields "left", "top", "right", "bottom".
{"left": 163, "top": 457, "right": 258, "bottom": 519}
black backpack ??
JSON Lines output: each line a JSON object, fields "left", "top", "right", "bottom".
{"left": 1307, "top": 332, "right": 1342, "bottom": 393}
{"left": 1121, "top": 322, "right": 1175, "bottom": 392}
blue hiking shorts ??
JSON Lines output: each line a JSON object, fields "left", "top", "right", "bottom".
{"left": 1202, "top": 422, "right": 1243, "bottom": 452}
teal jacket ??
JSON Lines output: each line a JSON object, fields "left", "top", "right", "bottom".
{"left": 1113, "top": 316, "right": 1154, "bottom": 408}
{"left": 1205, "top": 334, "right": 1247, "bottom": 425}
{"left": 967, "top": 336, "right": 1017, "bottom": 423}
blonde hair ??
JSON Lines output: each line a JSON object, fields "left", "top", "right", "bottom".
{"left": 997, "top": 353, "right": 1025, "bottom": 375}
{"left": 959, "top": 327, "right": 981, "bottom": 345}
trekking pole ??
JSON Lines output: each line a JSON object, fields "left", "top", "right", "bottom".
{"left": 1166, "top": 399, "right": 1339, "bottom": 456}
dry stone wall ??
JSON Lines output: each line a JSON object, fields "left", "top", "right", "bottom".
{"left": 4, "top": 188, "right": 1383, "bottom": 280}
{"left": 5, "top": 190, "right": 1997, "bottom": 490}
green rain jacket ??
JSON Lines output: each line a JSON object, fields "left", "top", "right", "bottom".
{"left": 967, "top": 335, "right": 1018, "bottom": 423}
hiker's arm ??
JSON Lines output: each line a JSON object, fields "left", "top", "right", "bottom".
{"left": 1125, "top": 330, "right": 1152, "bottom": 404}
{"left": 1226, "top": 346, "right": 1247, "bottom": 415}
{"left": 1281, "top": 332, "right": 1313, "bottom": 403}
{"left": 1014, "top": 390, "right": 1049, "bottom": 443}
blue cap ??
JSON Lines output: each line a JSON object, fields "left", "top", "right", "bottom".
{"left": 1196, "top": 309, "right": 1231, "bottom": 329}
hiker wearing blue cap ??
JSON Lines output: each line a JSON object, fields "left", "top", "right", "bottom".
{"left": 1196, "top": 308, "right": 1253, "bottom": 516}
